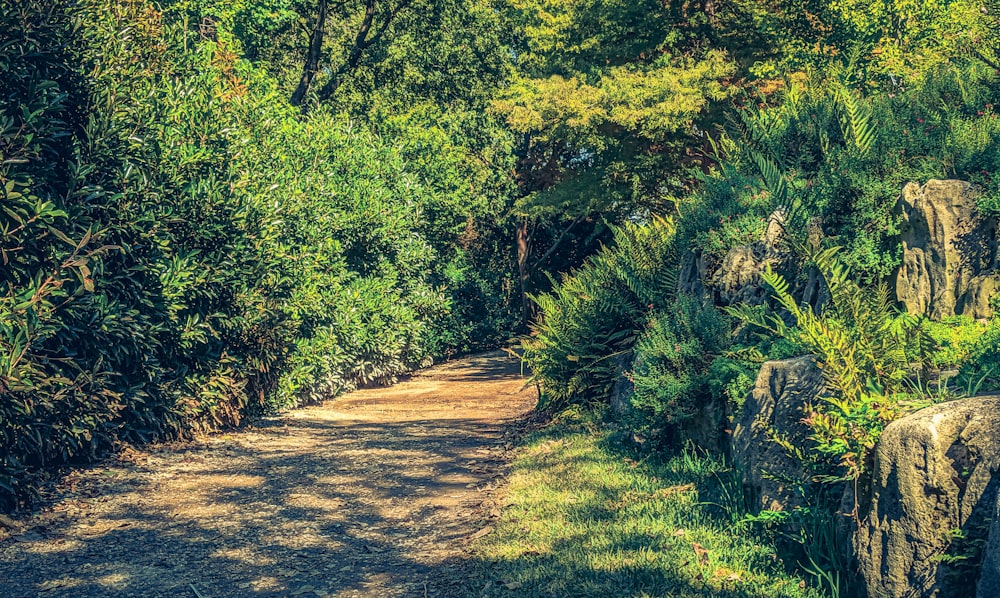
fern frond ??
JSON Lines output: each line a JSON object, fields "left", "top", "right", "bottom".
{"left": 751, "top": 151, "right": 789, "bottom": 206}
{"left": 836, "top": 85, "right": 875, "bottom": 154}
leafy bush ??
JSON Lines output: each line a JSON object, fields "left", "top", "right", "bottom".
{"left": 680, "top": 63, "right": 1000, "bottom": 284}
{"left": 957, "top": 318, "right": 1000, "bottom": 394}
{"left": 630, "top": 297, "right": 733, "bottom": 440}
{"left": 728, "top": 245, "right": 936, "bottom": 501}
{"left": 524, "top": 218, "right": 677, "bottom": 410}
{"left": 0, "top": 0, "right": 516, "bottom": 509}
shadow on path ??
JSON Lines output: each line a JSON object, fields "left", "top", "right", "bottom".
{"left": 0, "top": 352, "right": 537, "bottom": 598}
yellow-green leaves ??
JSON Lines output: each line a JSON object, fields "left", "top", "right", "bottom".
{"left": 602, "top": 52, "right": 734, "bottom": 137}
{"left": 493, "top": 52, "right": 734, "bottom": 145}
{"left": 491, "top": 75, "right": 605, "bottom": 145}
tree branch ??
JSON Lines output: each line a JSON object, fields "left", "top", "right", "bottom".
{"left": 315, "top": 0, "right": 377, "bottom": 102}
{"left": 528, "top": 216, "right": 584, "bottom": 273}
{"left": 291, "top": 0, "right": 330, "bottom": 107}
{"left": 314, "top": 0, "right": 416, "bottom": 103}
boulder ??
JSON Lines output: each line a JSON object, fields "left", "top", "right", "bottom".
{"left": 977, "top": 492, "right": 1000, "bottom": 598}
{"left": 731, "top": 356, "right": 826, "bottom": 512}
{"left": 711, "top": 208, "right": 788, "bottom": 306}
{"left": 855, "top": 396, "right": 1000, "bottom": 598}
{"left": 895, "top": 180, "right": 999, "bottom": 320}
{"left": 679, "top": 250, "right": 710, "bottom": 300}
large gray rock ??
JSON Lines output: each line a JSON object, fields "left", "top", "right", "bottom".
{"left": 711, "top": 209, "right": 788, "bottom": 306}
{"left": 732, "top": 356, "right": 826, "bottom": 512}
{"left": 855, "top": 396, "right": 1000, "bottom": 598}
{"left": 977, "top": 492, "right": 1000, "bottom": 598}
{"left": 896, "top": 180, "right": 999, "bottom": 320}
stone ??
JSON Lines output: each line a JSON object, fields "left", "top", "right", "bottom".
{"left": 977, "top": 492, "right": 1000, "bottom": 598}
{"left": 711, "top": 208, "right": 788, "bottom": 306}
{"left": 678, "top": 250, "right": 709, "bottom": 300}
{"left": 799, "top": 217, "right": 830, "bottom": 310}
{"left": 854, "top": 396, "right": 1000, "bottom": 598}
{"left": 609, "top": 351, "right": 634, "bottom": 418}
{"left": 895, "top": 180, "right": 999, "bottom": 320}
{"left": 731, "top": 356, "right": 826, "bottom": 513}
{"left": 681, "top": 388, "right": 728, "bottom": 453}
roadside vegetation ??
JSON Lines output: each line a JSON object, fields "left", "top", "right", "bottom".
{"left": 470, "top": 409, "right": 821, "bottom": 598}
{"left": 4, "top": 1, "right": 1000, "bottom": 596}
{"left": 521, "top": 4, "right": 1000, "bottom": 596}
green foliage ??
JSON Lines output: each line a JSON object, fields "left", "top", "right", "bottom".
{"left": 630, "top": 298, "right": 732, "bottom": 432}
{"left": 728, "top": 246, "right": 921, "bottom": 484}
{"left": 524, "top": 218, "right": 677, "bottom": 410}
{"left": 707, "top": 357, "right": 758, "bottom": 414}
{"left": 682, "top": 62, "right": 1000, "bottom": 283}
{"left": 467, "top": 410, "right": 823, "bottom": 598}
{"left": 0, "top": 0, "right": 516, "bottom": 509}
{"left": 731, "top": 0, "right": 989, "bottom": 81}
{"left": 957, "top": 318, "right": 1000, "bottom": 393}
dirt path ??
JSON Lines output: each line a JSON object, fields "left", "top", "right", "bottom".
{"left": 0, "top": 352, "right": 536, "bottom": 597}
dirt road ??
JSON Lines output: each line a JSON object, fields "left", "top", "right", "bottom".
{"left": 0, "top": 352, "right": 536, "bottom": 597}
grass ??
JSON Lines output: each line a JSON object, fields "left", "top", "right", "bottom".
{"left": 465, "top": 408, "right": 825, "bottom": 598}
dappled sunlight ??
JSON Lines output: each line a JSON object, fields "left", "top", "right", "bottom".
{"left": 1, "top": 353, "right": 536, "bottom": 597}
{"left": 466, "top": 416, "right": 821, "bottom": 598}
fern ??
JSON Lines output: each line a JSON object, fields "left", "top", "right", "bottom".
{"left": 727, "top": 244, "right": 926, "bottom": 492}
{"left": 836, "top": 85, "right": 875, "bottom": 154}
{"left": 751, "top": 150, "right": 789, "bottom": 206}
{"left": 524, "top": 217, "right": 680, "bottom": 410}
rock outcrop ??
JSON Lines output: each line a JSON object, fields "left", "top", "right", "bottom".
{"left": 895, "top": 180, "right": 999, "bottom": 320}
{"left": 711, "top": 209, "right": 788, "bottom": 306}
{"left": 855, "top": 396, "right": 1000, "bottom": 598}
{"left": 731, "top": 356, "right": 826, "bottom": 512}
{"left": 678, "top": 250, "right": 709, "bottom": 300}
{"left": 977, "top": 492, "right": 1000, "bottom": 598}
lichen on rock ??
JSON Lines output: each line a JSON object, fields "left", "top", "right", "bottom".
{"left": 895, "top": 180, "right": 1000, "bottom": 320}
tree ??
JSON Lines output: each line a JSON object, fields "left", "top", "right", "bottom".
{"left": 290, "top": 0, "right": 419, "bottom": 106}
{"left": 494, "top": 0, "right": 735, "bottom": 324}
{"left": 729, "top": 0, "right": 991, "bottom": 81}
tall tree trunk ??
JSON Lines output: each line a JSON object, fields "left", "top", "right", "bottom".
{"left": 516, "top": 219, "right": 533, "bottom": 329}
{"left": 290, "top": 0, "right": 330, "bottom": 107}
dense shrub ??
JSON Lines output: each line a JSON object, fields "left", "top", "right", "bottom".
{"left": 677, "top": 65, "right": 1000, "bottom": 284}
{"left": 630, "top": 298, "right": 732, "bottom": 436}
{"left": 523, "top": 218, "right": 676, "bottom": 410}
{"left": 958, "top": 318, "right": 1000, "bottom": 393}
{"left": 0, "top": 0, "right": 515, "bottom": 509}
{"left": 527, "top": 59, "right": 1000, "bottom": 444}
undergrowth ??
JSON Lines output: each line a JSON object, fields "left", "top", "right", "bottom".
{"left": 467, "top": 409, "right": 824, "bottom": 598}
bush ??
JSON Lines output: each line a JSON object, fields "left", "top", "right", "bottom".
{"left": 0, "top": 0, "right": 515, "bottom": 509}
{"left": 679, "top": 63, "right": 1000, "bottom": 284}
{"left": 957, "top": 318, "right": 1000, "bottom": 394}
{"left": 630, "top": 297, "right": 732, "bottom": 439}
{"left": 523, "top": 218, "right": 676, "bottom": 410}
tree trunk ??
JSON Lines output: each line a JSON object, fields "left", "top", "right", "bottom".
{"left": 290, "top": 0, "right": 330, "bottom": 107}
{"left": 315, "top": 0, "right": 377, "bottom": 102}
{"left": 516, "top": 219, "right": 533, "bottom": 329}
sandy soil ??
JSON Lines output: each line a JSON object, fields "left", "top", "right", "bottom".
{"left": 0, "top": 351, "right": 537, "bottom": 597}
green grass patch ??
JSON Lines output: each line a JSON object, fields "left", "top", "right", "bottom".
{"left": 466, "top": 409, "right": 823, "bottom": 598}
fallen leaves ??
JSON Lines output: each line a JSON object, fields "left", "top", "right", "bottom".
{"left": 692, "top": 542, "right": 710, "bottom": 566}
{"left": 468, "top": 525, "right": 495, "bottom": 541}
